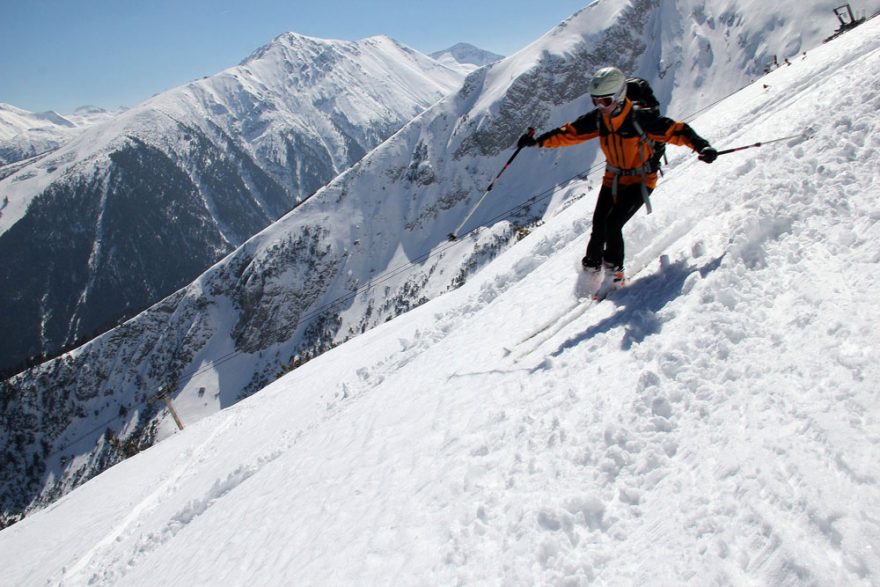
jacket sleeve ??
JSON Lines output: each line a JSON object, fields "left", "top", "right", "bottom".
{"left": 536, "top": 111, "right": 600, "bottom": 148}
{"left": 642, "top": 114, "right": 710, "bottom": 152}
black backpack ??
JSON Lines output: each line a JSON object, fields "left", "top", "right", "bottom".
{"left": 625, "top": 77, "right": 661, "bottom": 113}
{"left": 626, "top": 77, "right": 665, "bottom": 169}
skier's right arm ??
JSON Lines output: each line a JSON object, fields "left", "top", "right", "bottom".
{"left": 527, "top": 113, "right": 600, "bottom": 149}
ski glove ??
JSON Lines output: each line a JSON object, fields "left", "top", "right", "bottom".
{"left": 517, "top": 133, "right": 538, "bottom": 148}
{"left": 698, "top": 146, "right": 718, "bottom": 164}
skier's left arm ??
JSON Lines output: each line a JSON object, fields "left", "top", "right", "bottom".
{"left": 644, "top": 115, "right": 718, "bottom": 163}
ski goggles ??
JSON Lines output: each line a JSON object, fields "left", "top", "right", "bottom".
{"left": 591, "top": 95, "right": 617, "bottom": 108}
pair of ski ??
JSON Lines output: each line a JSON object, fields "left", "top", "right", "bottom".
{"left": 504, "top": 270, "right": 625, "bottom": 362}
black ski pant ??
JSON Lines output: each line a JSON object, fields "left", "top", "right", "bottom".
{"left": 583, "top": 182, "right": 652, "bottom": 270}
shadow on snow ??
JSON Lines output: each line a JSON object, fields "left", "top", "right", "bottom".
{"left": 544, "top": 255, "right": 724, "bottom": 361}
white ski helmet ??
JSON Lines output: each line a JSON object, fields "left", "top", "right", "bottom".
{"left": 589, "top": 67, "right": 627, "bottom": 110}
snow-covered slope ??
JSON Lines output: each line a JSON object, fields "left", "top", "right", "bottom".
{"left": 0, "top": 33, "right": 464, "bottom": 376}
{"left": 1, "top": 13, "right": 878, "bottom": 584}
{"left": 3, "top": 0, "right": 878, "bottom": 530}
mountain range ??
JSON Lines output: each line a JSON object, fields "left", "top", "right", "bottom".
{"left": 2, "top": 0, "right": 877, "bottom": 529}
{"left": 0, "top": 104, "right": 121, "bottom": 166}
{"left": 0, "top": 33, "right": 465, "bottom": 378}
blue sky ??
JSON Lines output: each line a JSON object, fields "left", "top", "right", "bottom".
{"left": 1, "top": 1, "right": 585, "bottom": 113}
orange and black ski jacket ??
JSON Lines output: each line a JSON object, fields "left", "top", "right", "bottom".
{"left": 535, "top": 98, "right": 710, "bottom": 189}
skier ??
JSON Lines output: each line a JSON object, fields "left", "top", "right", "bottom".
{"left": 517, "top": 66, "right": 717, "bottom": 296}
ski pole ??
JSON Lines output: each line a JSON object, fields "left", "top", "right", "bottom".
{"left": 715, "top": 131, "right": 809, "bottom": 156}
{"left": 448, "top": 127, "right": 535, "bottom": 241}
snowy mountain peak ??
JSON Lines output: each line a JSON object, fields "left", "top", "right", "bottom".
{"left": 241, "top": 30, "right": 340, "bottom": 63}
{"left": 0, "top": 105, "right": 82, "bottom": 164}
{"left": 431, "top": 42, "right": 504, "bottom": 67}
{"left": 242, "top": 31, "right": 450, "bottom": 74}
{"left": 72, "top": 105, "right": 109, "bottom": 115}
{"left": 231, "top": 30, "right": 462, "bottom": 111}
{"left": 0, "top": 104, "right": 74, "bottom": 138}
